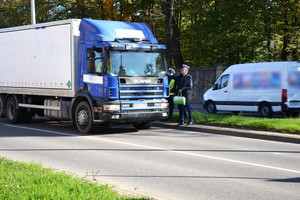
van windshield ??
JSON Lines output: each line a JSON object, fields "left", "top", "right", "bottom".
{"left": 106, "top": 51, "right": 167, "bottom": 77}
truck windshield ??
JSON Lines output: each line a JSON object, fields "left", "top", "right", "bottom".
{"left": 106, "top": 51, "right": 167, "bottom": 77}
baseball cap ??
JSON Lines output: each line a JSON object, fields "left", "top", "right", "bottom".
{"left": 168, "top": 68, "right": 175, "bottom": 74}
{"left": 182, "top": 64, "right": 190, "bottom": 69}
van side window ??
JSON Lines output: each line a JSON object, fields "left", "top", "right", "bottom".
{"left": 221, "top": 75, "right": 229, "bottom": 88}
{"left": 214, "top": 74, "right": 229, "bottom": 90}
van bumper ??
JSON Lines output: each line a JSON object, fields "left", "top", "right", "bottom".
{"left": 282, "top": 104, "right": 300, "bottom": 113}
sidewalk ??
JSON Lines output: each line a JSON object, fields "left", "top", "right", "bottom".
{"left": 157, "top": 102, "right": 300, "bottom": 144}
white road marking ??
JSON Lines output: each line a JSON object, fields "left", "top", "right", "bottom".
{"left": 5, "top": 124, "right": 300, "bottom": 175}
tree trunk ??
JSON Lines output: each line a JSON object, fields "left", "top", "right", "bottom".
{"left": 280, "top": 12, "right": 290, "bottom": 61}
{"left": 160, "top": 0, "right": 184, "bottom": 69}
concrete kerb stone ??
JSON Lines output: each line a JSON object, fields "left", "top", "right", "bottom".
{"left": 153, "top": 121, "right": 300, "bottom": 144}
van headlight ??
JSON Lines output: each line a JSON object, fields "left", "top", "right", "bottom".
{"left": 103, "top": 104, "right": 120, "bottom": 111}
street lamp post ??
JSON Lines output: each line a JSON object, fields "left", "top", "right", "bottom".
{"left": 31, "top": 0, "right": 36, "bottom": 25}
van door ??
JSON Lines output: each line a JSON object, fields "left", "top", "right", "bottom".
{"left": 286, "top": 63, "right": 300, "bottom": 111}
{"left": 212, "top": 74, "right": 230, "bottom": 111}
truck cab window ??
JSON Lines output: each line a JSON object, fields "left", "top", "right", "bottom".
{"left": 214, "top": 74, "right": 229, "bottom": 90}
{"left": 87, "top": 48, "right": 103, "bottom": 74}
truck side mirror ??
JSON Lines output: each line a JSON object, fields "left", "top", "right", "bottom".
{"left": 87, "top": 51, "right": 96, "bottom": 73}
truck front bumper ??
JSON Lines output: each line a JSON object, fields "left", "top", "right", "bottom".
{"left": 94, "top": 110, "right": 168, "bottom": 124}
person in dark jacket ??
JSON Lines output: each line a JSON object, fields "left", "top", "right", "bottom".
{"left": 175, "top": 64, "right": 193, "bottom": 125}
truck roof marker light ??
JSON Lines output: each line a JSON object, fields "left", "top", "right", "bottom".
{"left": 282, "top": 89, "right": 287, "bottom": 102}
{"left": 133, "top": 38, "right": 142, "bottom": 42}
{"left": 151, "top": 46, "right": 158, "bottom": 51}
{"left": 125, "top": 45, "right": 133, "bottom": 50}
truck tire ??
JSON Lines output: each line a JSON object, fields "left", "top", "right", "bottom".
{"left": 134, "top": 121, "right": 152, "bottom": 130}
{"left": 6, "top": 97, "right": 23, "bottom": 123}
{"left": 0, "top": 96, "right": 5, "bottom": 118}
{"left": 75, "top": 101, "right": 94, "bottom": 134}
{"left": 259, "top": 103, "right": 273, "bottom": 118}
{"left": 206, "top": 101, "right": 217, "bottom": 114}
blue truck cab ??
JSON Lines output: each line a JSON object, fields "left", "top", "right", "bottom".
{"left": 75, "top": 19, "right": 169, "bottom": 133}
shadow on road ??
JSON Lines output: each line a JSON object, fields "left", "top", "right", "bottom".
{"left": 268, "top": 177, "right": 300, "bottom": 183}
{"left": 0, "top": 117, "right": 139, "bottom": 137}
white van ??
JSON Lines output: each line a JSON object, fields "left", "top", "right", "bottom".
{"left": 203, "top": 61, "right": 300, "bottom": 117}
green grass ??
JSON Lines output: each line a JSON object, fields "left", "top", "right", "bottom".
{"left": 172, "top": 112, "right": 300, "bottom": 134}
{"left": 0, "top": 157, "right": 147, "bottom": 200}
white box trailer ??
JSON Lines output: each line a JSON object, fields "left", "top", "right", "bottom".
{"left": 0, "top": 19, "right": 80, "bottom": 97}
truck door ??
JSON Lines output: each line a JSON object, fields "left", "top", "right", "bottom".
{"left": 83, "top": 47, "right": 104, "bottom": 98}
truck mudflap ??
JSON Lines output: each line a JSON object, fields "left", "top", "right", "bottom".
{"left": 94, "top": 110, "right": 168, "bottom": 123}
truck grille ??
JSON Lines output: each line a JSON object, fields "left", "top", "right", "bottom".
{"left": 119, "top": 85, "right": 164, "bottom": 99}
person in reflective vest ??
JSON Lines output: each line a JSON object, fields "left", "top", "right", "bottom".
{"left": 167, "top": 68, "right": 176, "bottom": 121}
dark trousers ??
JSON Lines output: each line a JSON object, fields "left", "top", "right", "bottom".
{"left": 178, "top": 95, "right": 193, "bottom": 122}
{"left": 168, "top": 95, "right": 174, "bottom": 120}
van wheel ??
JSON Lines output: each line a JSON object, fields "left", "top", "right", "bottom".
{"left": 75, "top": 101, "right": 94, "bottom": 134}
{"left": 0, "top": 96, "right": 5, "bottom": 118}
{"left": 206, "top": 101, "right": 216, "bottom": 114}
{"left": 134, "top": 121, "right": 152, "bottom": 130}
{"left": 232, "top": 111, "right": 240, "bottom": 115}
{"left": 287, "top": 111, "right": 299, "bottom": 118}
{"left": 259, "top": 103, "right": 273, "bottom": 118}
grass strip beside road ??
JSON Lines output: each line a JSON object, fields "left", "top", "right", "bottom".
{"left": 173, "top": 112, "right": 300, "bottom": 134}
{"left": 0, "top": 157, "right": 146, "bottom": 200}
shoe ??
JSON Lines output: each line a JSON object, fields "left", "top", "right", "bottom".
{"left": 187, "top": 121, "right": 193, "bottom": 125}
{"left": 177, "top": 121, "right": 184, "bottom": 125}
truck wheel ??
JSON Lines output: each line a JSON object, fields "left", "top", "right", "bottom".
{"left": 134, "top": 121, "right": 152, "bottom": 130}
{"left": 75, "top": 101, "right": 93, "bottom": 134}
{"left": 0, "top": 96, "right": 5, "bottom": 118}
{"left": 206, "top": 101, "right": 217, "bottom": 114}
{"left": 6, "top": 97, "right": 23, "bottom": 123}
{"left": 259, "top": 103, "right": 273, "bottom": 118}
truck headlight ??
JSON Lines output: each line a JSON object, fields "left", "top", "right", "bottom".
{"left": 161, "top": 102, "right": 169, "bottom": 109}
{"left": 103, "top": 104, "right": 120, "bottom": 111}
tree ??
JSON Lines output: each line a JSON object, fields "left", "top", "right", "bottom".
{"left": 160, "top": 0, "right": 184, "bottom": 69}
{"left": 0, "top": 0, "right": 30, "bottom": 28}
{"left": 0, "top": 0, "right": 298, "bottom": 67}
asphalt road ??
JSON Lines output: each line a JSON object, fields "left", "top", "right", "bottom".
{"left": 0, "top": 118, "right": 300, "bottom": 200}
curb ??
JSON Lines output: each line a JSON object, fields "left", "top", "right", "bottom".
{"left": 153, "top": 122, "right": 300, "bottom": 144}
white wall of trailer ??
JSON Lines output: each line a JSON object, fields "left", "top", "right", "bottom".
{"left": 0, "top": 19, "right": 81, "bottom": 97}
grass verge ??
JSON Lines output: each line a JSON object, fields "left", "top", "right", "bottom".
{"left": 172, "top": 112, "right": 300, "bottom": 134}
{"left": 0, "top": 157, "right": 147, "bottom": 200}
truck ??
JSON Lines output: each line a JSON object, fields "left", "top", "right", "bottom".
{"left": 203, "top": 61, "right": 300, "bottom": 117}
{"left": 0, "top": 18, "right": 169, "bottom": 134}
